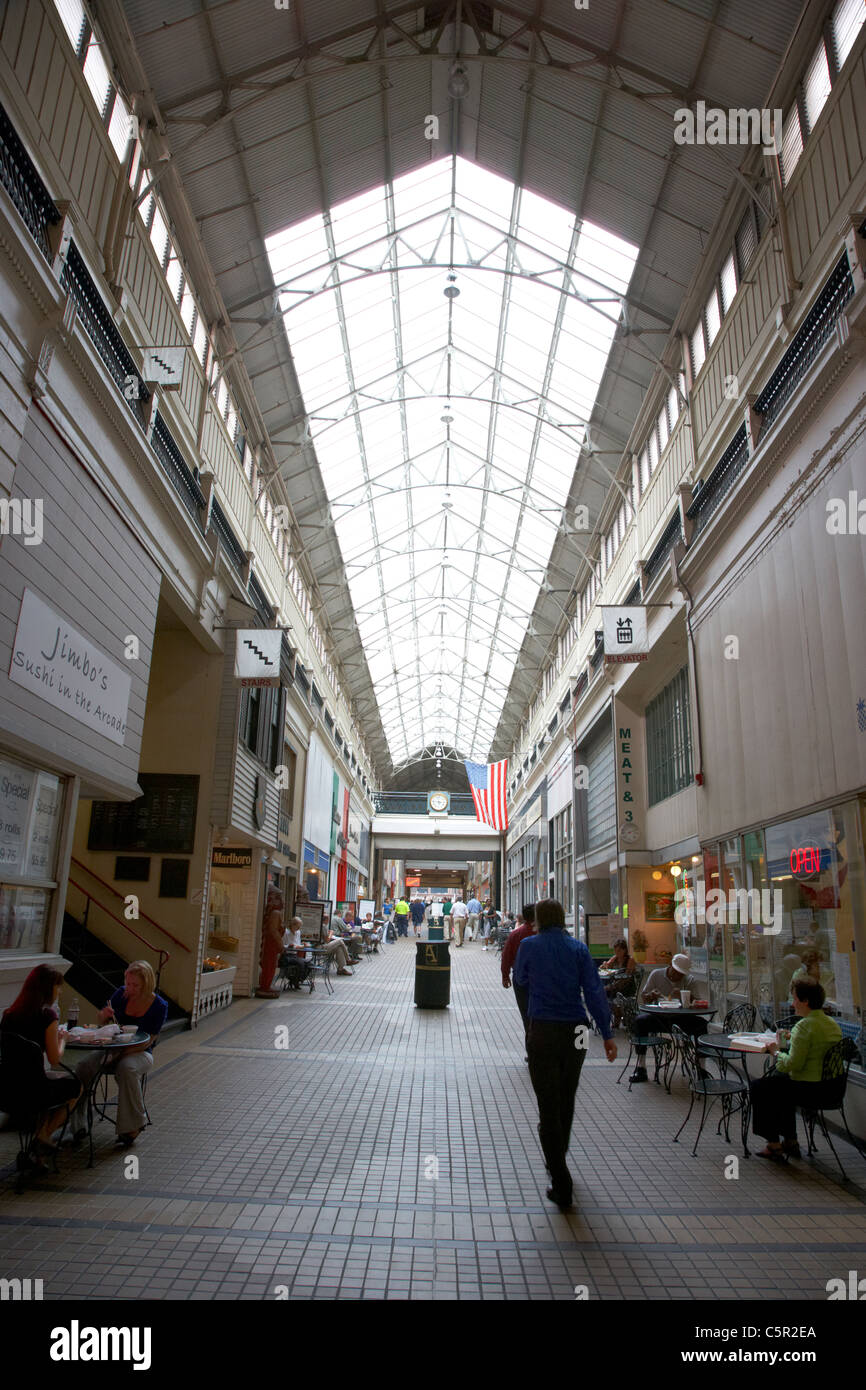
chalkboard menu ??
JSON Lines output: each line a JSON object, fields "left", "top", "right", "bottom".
{"left": 88, "top": 775, "right": 199, "bottom": 854}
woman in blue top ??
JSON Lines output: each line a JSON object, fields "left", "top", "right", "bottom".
{"left": 70, "top": 960, "right": 168, "bottom": 1148}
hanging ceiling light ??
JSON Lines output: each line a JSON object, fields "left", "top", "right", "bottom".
{"left": 670, "top": 863, "right": 683, "bottom": 877}
{"left": 447, "top": 62, "right": 470, "bottom": 100}
{"left": 443, "top": 273, "right": 460, "bottom": 300}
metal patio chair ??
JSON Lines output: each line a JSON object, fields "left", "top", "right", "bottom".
{"left": 671, "top": 1024, "right": 750, "bottom": 1158}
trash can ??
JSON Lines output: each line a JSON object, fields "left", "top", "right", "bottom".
{"left": 414, "top": 940, "right": 450, "bottom": 1007}
{"left": 428, "top": 924, "right": 444, "bottom": 941}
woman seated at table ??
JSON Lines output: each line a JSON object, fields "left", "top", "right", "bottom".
{"left": 601, "top": 939, "right": 637, "bottom": 995}
{"left": 70, "top": 960, "right": 168, "bottom": 1149}
{"left": 750, "top": 979, "right": 842, "bottom": 1161}
{"left": 0, "top": 965, "right": 82, "bottom": 1162}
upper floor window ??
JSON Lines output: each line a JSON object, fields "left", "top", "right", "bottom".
{"left": 690, "top": 320, "right": 706, "bottom": 378}
{"left": 832, "top": 0, "right": 865, "bottom": 71}
{"left": 719, "top": 250, "right": 738, "bottom": 316}
{"left": 55, "top": 0, "right": 86, "bottom": 51}
{"left": 803, "top": 39, "right": 832, "bottom": 131}
{"left": 779, "top": 103, "right": 804, "bottom": 185}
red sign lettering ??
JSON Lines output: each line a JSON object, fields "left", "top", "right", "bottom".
{"left": 790, "top": 847, "right": 821, "bottom": 876}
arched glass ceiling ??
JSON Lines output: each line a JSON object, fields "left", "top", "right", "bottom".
{"left": 266, "top": 157, "right": 638, "bottom": 768}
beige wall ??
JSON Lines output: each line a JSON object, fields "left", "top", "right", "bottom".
{"left": 69, "top": 622, "right": 222, "bottom": 1012}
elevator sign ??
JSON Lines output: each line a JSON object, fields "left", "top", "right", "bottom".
{"left": 602, "top": 607, "right": 648, "bottom": 662}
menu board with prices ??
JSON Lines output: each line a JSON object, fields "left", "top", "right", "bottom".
{"left": 88, "top": 775, "right": 199, "bottom": 854}
{"left": 0, "top": 760, "right": 64, "bottom": 881}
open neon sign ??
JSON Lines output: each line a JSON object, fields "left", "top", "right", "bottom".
{"left": 790, "top": 846, "right": 821, "bottom": 876}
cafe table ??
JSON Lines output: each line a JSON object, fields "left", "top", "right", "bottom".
{"left": 641, "top": 1004, "right": 717, "bottom": 1091}
{"left": 698, "top": 1031, "right": 775, "bottom": 1085}
{"left": 62, "top": 1029, "right": 150, "bottom": 1167}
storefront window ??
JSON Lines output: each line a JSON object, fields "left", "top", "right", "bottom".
{"left": 702, "top": 846, "right": 725, "bottom": 1013}
{"left": 552, "top": 806, "right": 573, "bottom": 913}
{"left": 742, "top": 830, "right": 773, "bottom": 1021}
{"left": 766, "top": 803, "right": 863, "bottom": 1047}
{"left": 720, "top": 837, "right": 748, "bottom": 1003}
{"left": 0, "top": 758, "right": 65, "bottom": 953}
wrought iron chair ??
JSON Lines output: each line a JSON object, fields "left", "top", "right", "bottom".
{"left": 306, "top": 948, "right": 334, "bottom": 995}
{"left": 797, "top": 1039, "right": 864, "bottom": 1181}
{"left": 616, "top": 994, "right": 674, "bottom": 1091}
{"left": 0, "top": 1033, "right": 75, "bottom": 1189}
{"left": 671, "top": 1024, "right": 750, "bottom": 1157}
{"left": 723, "top": 1002, "right": 756, "bottom": 1033}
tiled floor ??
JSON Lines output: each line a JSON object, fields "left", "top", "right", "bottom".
{"left": 1, "top": 938, "right": 865, "bottom": 1299}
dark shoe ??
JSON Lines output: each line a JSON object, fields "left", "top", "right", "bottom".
{"left": 546, "top": 1187, "right": 574, "bottom": 1212}
{"left": 65, "top": 1128, "right": 88, "bottom": 1149}
{"left": 756, "top": 1145, "right": 787, "bottom": 1163}
{"left": 630, "top": 1068, "right": 649, "bottom": 1083}
{"left": 116, "top": 1130, "right": 141, "bottom": 1148}
{"left": 782, "top": 1140, "right": 801, "bottom": 1158}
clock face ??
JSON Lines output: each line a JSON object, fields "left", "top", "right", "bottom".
{"left": 620, "top": 824, "right": 641, "bottom": 844}
{"left": 429, "top": 791, "right": 449, "bottom": 813}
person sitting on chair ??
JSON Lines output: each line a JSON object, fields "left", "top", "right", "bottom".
{"left": 750, "top": 979, "right": 842, "bottom": 1161}
{"left": 0, "top": 965, "right": 82, "bottom": 1165}
{"left": 321, "top": 928, "right": 357, "bottom": 976}
{"left": 601, "top": 939, "right": 637, "bottom": 1024}
{"left": 629, "top": 953, "right": 705, "bottom": 1083}
{"left": 70, "top": 960, "right": 168, "bottom": 1149}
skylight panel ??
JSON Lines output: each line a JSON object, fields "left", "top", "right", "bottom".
{"left": 267, "top": 155, "right": 637, "bottom": 761}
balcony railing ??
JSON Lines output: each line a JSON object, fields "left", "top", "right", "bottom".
{"left": 60, "top": 243, "right": 151, "bottom": 432}
{"left": 0, "top": 101, "right": 59, "bottom": 260}
{"left": 373, "top": 792, "right": 477, "bottom": 817}
{"left": 686, "top": 425, "right": 749, "bottom": 541}
{"left": 754, "top": 251, "right": 854, "bottom": 438}
{"left": 643, "top": 510, "right": 683, "bottom": 585}
{"left": 248, "top": 571, "right": 274, "bottom": 626}
{"left": 151, "top": 411, "right": 206, "bottom": 526}
{"left": 209, "top": 497, "right": 247, "bottom": 574}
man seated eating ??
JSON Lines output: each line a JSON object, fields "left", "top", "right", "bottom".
{"left": 629, "top": 953, "right": 707, "bottom": 1084}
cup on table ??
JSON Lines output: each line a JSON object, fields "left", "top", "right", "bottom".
{"left": 679, "top": 989, "right": 691, "bottom": 1007}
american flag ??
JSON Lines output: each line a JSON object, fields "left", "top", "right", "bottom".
{"left": 464, "top": 759, "right": 508, "bottom": 831}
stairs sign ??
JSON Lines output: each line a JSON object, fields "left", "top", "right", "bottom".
{"left": 234, "top": 630, "right": 281, "bottom": 688}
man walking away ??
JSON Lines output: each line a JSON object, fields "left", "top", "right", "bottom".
{"left": 394, "top": 896, "right": 410, "bottom": 937}
{"left": 501, "top": 904, "right": 536, "bottom": 1058}
{"left": 466, "top": 894, "right": 482, "bottom": 941}
{"left": 450, "top": 898, "right": 469, "bottom": 945}
{"left": 409, "top": 896, "right": 426, "bottom": 936}
{"left": 442, "top": 895, "right": 453, "bottom": 939}
{"left": 514, "top": 899, "right": 616, "bottom": 1212}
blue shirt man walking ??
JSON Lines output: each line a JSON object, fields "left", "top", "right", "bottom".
{"left": 514, "top": 899, "right": 617, "bottom": 1211}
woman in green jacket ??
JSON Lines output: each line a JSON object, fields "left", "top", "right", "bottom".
{"left": 750, "top": 978, "right": 842, "bottom": 1160}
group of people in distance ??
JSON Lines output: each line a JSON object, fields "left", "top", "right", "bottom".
{"left": 258, "top": 889, "right": 387, "bottom": 995}
{"left": 500, "top": 901, "right": 845, "bottom": 1212}
{"left": 383, "top": 894, "right": 507, "bottom": 945}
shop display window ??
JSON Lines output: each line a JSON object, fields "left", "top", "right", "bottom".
{"left": 766, "top": 802, "right": 863, "bottom": 1047}
{"left": 0, "top": 757, "right": 66, "bottom": 953}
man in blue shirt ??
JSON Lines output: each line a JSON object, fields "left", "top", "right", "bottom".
{"left": 514, "top": 898, "right": 617, "bottom": 1211}
{"left": 466, "top": 895, "right": 482, "bottom": 940}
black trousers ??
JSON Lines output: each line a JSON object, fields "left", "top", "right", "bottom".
{"left": 750, "top": 1072, "right": 817, "bottom": 1142}
{"left": 634, "top": 1012, "right": 707, "bottom": 1057}
{"left": 513, "top": 982, "right": 529, "bottom": 1041}
{"left": 526, "top": 1020, "right": 586, "bottom": 1199}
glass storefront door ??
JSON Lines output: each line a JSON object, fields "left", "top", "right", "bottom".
{"left": 720, "top": 837, "right": 748, "bottom": 1005}
{"left": 702, "top": 846, "right": 725, "bottom": 1014}
{"left": 765, "top": 802, "right": 864, "bottom": 1049}
{"left": 743, "top": 830, "right": 773, "bottom": 1023}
